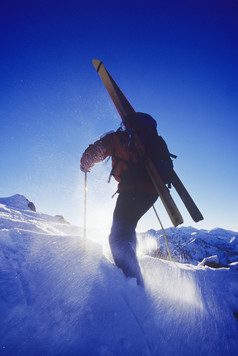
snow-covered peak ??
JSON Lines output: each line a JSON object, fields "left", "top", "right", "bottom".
{"left": 138, "top": 226, "right": 238, "bottom": 266}
{"left": 0, "top": 194, "right": 36, "bottom": 211}
{"left": 0, "top": 194, "right": 79, "bottom": 236}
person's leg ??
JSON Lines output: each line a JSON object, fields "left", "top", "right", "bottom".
{"left": 109, "top": 219, "right": 144, "bottom": 285}
{"left": 109, "top": 192, "right": 158, "bottom": 286}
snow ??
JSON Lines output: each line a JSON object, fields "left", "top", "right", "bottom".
{"left": 0, "top": 195, "right": 238, "bottom": 355}
{"left": 198, "top": 255, "right": 220, "bottom": 266}
{"left": 138, "top": 226, "right": 238, "bottom": 266}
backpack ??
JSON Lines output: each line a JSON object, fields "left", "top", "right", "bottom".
{"left": 108, "top": 113, "right": 176, "bottom": 187}
{"left": 129, "top": 112, "right": 176, "bottom": 187}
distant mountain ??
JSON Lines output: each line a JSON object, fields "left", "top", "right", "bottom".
{"left": 138, "top": 226, "right": 238, "bottom": 266}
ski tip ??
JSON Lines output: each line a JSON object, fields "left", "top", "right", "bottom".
{"left": 92, "top": 59, "right": 103, "bottom": 72}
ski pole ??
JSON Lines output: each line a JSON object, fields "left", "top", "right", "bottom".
{"left": 152, "top": 205, "right": 172, "bottom": 261}
{"left": 83, "top": 172, "right": 87, "bottom": 250}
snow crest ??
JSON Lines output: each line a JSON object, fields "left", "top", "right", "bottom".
{"left": 0, "top": 195, "right": 238, "bottom": 355}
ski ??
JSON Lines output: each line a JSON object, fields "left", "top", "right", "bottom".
{"left": 170, "top": 170, "right": 203, "bottom": 222}
{"left": 92, "top": 59, "right": 184, "bottom": 227}
{"left": 92, "top": 60, "right": 204, "bottom": 224}
{"left": 92, "top": 59, "right": 135, "bottom": 121}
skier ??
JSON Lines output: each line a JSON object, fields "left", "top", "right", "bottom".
{"left": 80, "top": 113, "right": 161, "bottom": 287}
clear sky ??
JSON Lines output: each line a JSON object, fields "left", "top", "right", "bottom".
{"left": 1, "top": 0, "right": 237, "bottom": 235}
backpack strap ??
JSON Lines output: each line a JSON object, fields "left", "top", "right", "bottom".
{"left": 107, "top": 128, "right": 134, "bottom": 183}
{"left": 108, "top": 155, "right": 132, "bottom": 183}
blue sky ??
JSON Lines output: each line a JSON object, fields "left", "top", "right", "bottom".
{"left": 0, "top": 0, "right": 237, "bottom": 234}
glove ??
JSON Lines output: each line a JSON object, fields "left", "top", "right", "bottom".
{"left": 80, "top": 165, "right": 90, "bottom": 173}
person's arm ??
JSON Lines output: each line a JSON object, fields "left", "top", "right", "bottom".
{"left": 80, "top": 134, "right": 113, "bottom": 172}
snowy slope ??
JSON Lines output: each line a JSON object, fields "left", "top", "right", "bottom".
{"left": 0, "top": 195, "right": 238, "bottom": 356}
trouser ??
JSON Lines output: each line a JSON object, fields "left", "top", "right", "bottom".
{"left": 109, "top": 192, "right": 158, "bottom": 286}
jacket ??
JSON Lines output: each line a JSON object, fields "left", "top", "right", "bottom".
{"left": 80, "top": 130, "right": 157, "bottom": 194}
